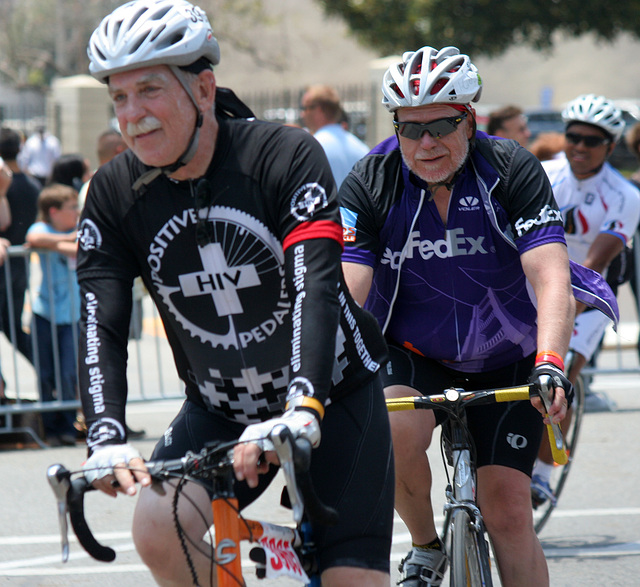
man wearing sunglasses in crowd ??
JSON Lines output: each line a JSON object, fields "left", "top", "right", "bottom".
{"left": 530, "top": 95, "right": 640, "bottom": 504}
{"left": 75, "top": 1, "right": 395, "bottom": 585}
{"left": 339, "top": 47, "right": 617, "bottom": 587}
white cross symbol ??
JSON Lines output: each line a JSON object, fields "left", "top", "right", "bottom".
{"left": 179, "top": 242, "right": 260, "bottom": 316}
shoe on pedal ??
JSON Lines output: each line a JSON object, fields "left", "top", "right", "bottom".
{"left": 531, "top": 474, "right": 556, "bottom": 507}
{"left": 397, "top": 546, "right": 448, "bottom": 586}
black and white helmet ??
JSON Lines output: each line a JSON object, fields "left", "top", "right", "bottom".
{"left": 562, "top": 94, "right": 625, "bottom": 142}
{"left": 381, "top": 46, "right": 482, "bottom": 112}
{"left": 88, "top": 0, "right": 220, "bottom": 83}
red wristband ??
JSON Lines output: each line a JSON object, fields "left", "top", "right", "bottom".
{"left": 535, "top": 350, "right": 564, "bottom": 371}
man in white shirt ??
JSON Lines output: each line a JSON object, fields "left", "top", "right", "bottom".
{"left": 301, "top": 85, "right": 369, "bottom": 187}
{"left": 18, "top": 126, "right": 61, "bottom": 186}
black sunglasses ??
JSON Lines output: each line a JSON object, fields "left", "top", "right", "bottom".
{"left": 393, "top": 112, "right": 468, "bottom": 140}
{"left": 195, "top": 179, "right": 215, "bottom": 247}
{"left": 565, "top": 132, "right": 611, "bottom": 148}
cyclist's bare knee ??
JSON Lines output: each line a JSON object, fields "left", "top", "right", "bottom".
{"left": 133, "top": 483, "right": 212, "bottom": 578}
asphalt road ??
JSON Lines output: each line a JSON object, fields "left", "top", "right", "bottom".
{"left": 1, "top": 286, "right": 639, "bottom": 586}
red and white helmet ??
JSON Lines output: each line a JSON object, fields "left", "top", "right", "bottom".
{"left": 562, "top": 94, "right": 625, "bottom": 142}
{"left": 88, "top": 0, "right": 220, "bottom": 83}
{"left": 381, "top": 46, "right": 482, "bottom": 112}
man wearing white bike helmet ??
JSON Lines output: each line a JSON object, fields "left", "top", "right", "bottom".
{"left": 76, "top": 1, "right": 394, "bottom": 586}
{"left": 340, "top": 46, "right": 617, "bottom": 587}
{"left": 531, "top": 95, "right": 640, "bottom": 502}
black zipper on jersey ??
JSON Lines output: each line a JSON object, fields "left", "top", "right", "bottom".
{"left": 192, "top": 178, "right": 215, "bottom": 246}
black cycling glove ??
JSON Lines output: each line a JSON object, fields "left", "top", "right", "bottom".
{"left": 528, "top": 363, "right": 574, "bottom": 408}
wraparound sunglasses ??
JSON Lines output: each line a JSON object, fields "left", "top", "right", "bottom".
{"left": 393, "top": 112, "right": 468, "bottom": 140}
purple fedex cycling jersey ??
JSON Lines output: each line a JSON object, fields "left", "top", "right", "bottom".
{"left": 340, "top": 132, "right": 618, "bottom": 373}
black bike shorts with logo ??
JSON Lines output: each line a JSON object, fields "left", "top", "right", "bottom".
{"left": 151, "top": 376, "right": 394, "bottom": 575}
{"left": 382, "top": 340, "right": 543, "bottom": 476}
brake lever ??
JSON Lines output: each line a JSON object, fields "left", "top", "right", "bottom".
{"left": 537, "top": 374, "right": 568, "bottom": 465}
{"left": 46, "top": 464, "right": 71, "bottom": 562}
{"left": 270, "top": 424, "right": 305, "bottom": 523}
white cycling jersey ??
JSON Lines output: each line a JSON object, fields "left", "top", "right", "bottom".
{"left": 543, "top": 156, "right": 640, "bottom": 360}
{"left": 542, "top": 157, "right": 640, "bottom": 264}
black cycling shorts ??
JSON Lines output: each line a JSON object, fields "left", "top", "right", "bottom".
{"left": 151, "top": 377, "right": 394, "bottom": 575}
{"left": 381, "top": 341, "right": 543, "bottom": 476}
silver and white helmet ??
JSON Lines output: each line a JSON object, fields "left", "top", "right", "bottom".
{"left": 381, "top": 46, "right": 482, "bottom": 112}
{"left": 562, "top": 94, "right": 625, "bottom": 142}
{"left": 88, "top": 0, "right": 220, "bottom": 83}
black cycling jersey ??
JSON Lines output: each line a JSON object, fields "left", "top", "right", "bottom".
{"left": 77, "top": 115, "right": 387, "bottom": 449}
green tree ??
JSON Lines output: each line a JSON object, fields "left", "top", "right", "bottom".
{"left": 0, "top": 0, "right": 277, "bottom": 89}
{"left": 317, "top": 0, "right": 640, "bottom": 57}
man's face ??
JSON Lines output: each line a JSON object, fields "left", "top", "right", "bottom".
{"left": 497, "top": 115, "right": 531, "bottom": 147}
{"left": 396, "top": 104, "right": 473, "bottom": 185}
{"left": 564, "top": 122, "right": 614, "bottom": 180}
{"left": 108, "top": 65, "right": 198, "bottom": 168}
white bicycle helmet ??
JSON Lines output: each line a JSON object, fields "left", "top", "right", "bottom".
{"left": 382, "top": 46, "right": 482, "bottom": 112}
{"left": 562, "top": 94, "right": 625, "bottom": 142}
{"left": 88, "top": 0, "right": 220, "bottom": 83}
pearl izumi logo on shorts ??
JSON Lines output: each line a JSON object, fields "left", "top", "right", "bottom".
{"left": 78, "top": 219, "right": 103, "bottom": 251}
{"left": 381, "top": 228, "right": 487, "bottom": 269}
{"left": 506, "top": 432, "right": 528, "bottom": 450}
{"left": 290, "top": 182, "right": 328, "bottom": 221}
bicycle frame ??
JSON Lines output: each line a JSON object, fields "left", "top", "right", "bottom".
{"left": 387, "top": 376, "right": 566, "bottom": 586}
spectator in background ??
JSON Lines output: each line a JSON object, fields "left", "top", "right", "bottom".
{"left": 79, "top": 129, "right": 127, "bottom": 209}
{"left": 0, "top": 128, "right": 40, "bottom": 364}
{"left": 529, "top": 131, "right": 566, "bottom": 162}
{"left": 301, "top": 84, "right": 369, "bottom": 187}
{"left": 48, "top": 153, "right": 92, "bottom": 191}
{"left": 26, "top": 184, "right": 80, "bottom": 447}
{"left": 18, "top": 126, "right": 61, "bottom": 187}
{"left": 0, "top": 162, "right": 13, "bottom": 398}
{"left": 487, "top": 105, "right": 532, "bottom": 147}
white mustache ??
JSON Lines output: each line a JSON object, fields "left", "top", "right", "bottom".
{"left": 126, "top": 117, "right": 162, "bottom": 137}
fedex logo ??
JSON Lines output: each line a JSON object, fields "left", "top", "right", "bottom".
{"left": 381, "top": 228, "right": 487, "bottom": 269}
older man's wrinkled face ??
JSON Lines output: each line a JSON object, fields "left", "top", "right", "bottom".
{"left": 108, "top": 65, "right": 198, "bottom": 168}
{"left": 395, "top": 104, "right": 473, "bottom": 185}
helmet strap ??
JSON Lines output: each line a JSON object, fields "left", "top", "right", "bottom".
{"left": 131, "top": 65, "right": 205, "bottom": 191}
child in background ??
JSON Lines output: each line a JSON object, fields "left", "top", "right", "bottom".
{"left": 26, "top": 183, "right": 80, "bottom": 447}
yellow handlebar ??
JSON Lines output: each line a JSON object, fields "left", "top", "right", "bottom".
{"left": 385, "top": 387, "right": 569, "bottom": 465}
{"left": 494, "top": 386, "right": 531, "bottom": 402}
{"left": 386, "top": 398, "right": 419, "bottom": 412}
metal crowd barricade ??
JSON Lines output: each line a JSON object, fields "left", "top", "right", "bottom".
{"left": 0, "top": 246, "right": 182, "bottom": 448}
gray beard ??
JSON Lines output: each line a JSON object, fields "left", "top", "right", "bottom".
{"left": 402, "top": 140, "right": 470, "bottom": 186}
